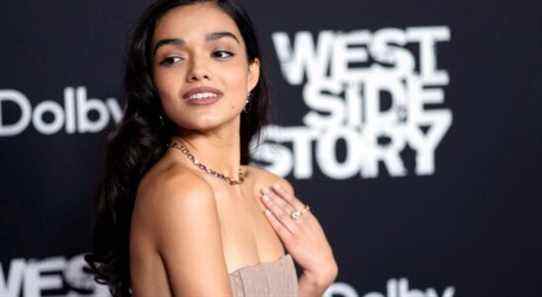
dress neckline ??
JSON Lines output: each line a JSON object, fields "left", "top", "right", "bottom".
{"left": 228, "top": 254, "right": 291, "bottom": 276}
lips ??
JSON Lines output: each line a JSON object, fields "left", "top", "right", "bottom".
{"left": 182, "top": 86, "right": 223, "bottom": 102}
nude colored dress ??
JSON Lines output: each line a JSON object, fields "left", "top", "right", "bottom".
{"left": 228, "top": 254, "right": 299, "bottom": 297}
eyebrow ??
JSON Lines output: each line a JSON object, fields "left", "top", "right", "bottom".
{"left": 152, "top": 31, "right": 240, "bottom": 56}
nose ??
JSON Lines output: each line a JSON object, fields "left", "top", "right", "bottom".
{"left": 186, "top": 55, "right": 211, "bottom": 82}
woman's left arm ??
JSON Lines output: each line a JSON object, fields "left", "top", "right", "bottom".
{"left": 260, "top": 181, "right": 338, "bottom": 297}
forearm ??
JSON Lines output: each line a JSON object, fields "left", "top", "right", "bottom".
{"left": 297, "top": 270, "right": 336, "bottom": 297}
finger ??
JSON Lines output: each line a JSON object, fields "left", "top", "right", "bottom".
{"left": 263, "top": 188, "right": 308, "bottom": 226}
{"left": 271, "top": 184, "right": 307, "bottom": 213}
{"left": 261, "top": 188, "right": 295, "bottom": 213}
{"left": 270, "top": 187, "right": 314, "bottom": 225}
{"left": 260, "top": 193, "right": 300, "bottom": 234}
{"left": 262, "top": 208, "right": 294, "bottom": 241}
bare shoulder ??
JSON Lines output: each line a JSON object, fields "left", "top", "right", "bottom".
{"left": 139, "top": 161, "right": 213, "bottom": 195}
{"left": 133, "top": 163, "right": 217, "bottom": 247}
{"left": 245, "top": 164, "right": 295, "bottom": 194}
{"left": 137, "top": 163, "right": 214, "bottom": 205}
{"left": 132, "top": 164, "right": 233, "bottom": 296}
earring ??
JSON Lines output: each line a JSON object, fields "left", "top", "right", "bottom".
{"left": 243, "top": 92, "right": 252, "bottom": 112}
{"left": 159, "top": 114, "right": 165, "bottom": 127}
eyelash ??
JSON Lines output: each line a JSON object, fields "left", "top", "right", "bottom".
{"left": 159, "top": 50, "right": 234, "bottom": 66}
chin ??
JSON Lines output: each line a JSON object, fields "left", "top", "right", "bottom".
{"left": 170, "top": 107, "right": 241, "bottom": 131}
{"left": 174, "top": 114, "right": 239, "bottom": 133}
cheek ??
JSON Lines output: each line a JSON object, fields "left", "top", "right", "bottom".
{"left": 152, "top": 73, "right": 183, "bottom": 118}
{"left": 154, "top": 71, "right": 181, "bottom": 99}
{"left": 223, "top": 66, "right": 250, "bottom": 106}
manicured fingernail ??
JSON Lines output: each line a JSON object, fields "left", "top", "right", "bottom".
{"left": 261, "top": 194, "right": 270, "bottom": 201}
{"left": 260, "top": 188, "right": 271, "bottom": 195}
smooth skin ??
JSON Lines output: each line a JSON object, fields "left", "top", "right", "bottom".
{"left": 129, "top": 3, "right": 337, "bottom": 297}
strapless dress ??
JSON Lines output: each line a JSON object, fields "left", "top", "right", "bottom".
{"left": 228, "top": 254, "right": 298, "bottom": 297}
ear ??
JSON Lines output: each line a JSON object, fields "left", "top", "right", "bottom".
{"left": 247, "top": 58, "right": 261, "bottom": 93}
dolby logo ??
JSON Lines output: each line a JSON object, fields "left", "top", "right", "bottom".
{"left": 0, "top": 87, "right": 123, "bottom": 136}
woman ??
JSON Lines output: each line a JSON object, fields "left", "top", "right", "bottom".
{"left": 85, "top": 0, "right": 338, "bottom": 296}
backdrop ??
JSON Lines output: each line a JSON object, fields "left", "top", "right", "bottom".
{"left": 1, "top": 1, "right": 540, "bottom": 297}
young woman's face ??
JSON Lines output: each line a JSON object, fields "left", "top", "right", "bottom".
{"left": 151, "top": 2, "right": 260, "bottom": 133}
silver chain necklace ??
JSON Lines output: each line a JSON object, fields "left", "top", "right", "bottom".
{"left": 167, "top": 141, "right": 246, "bottom": 185}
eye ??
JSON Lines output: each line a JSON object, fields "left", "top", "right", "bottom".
{"left": 213, "top": 50, "right": 234, "bottom": 59}
{"left": 159, "top": 56, "right": 183, "bottom": 66}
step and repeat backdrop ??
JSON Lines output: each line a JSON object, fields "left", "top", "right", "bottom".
{"left": 1, "top": 1, "right": 540, "bottom": 297}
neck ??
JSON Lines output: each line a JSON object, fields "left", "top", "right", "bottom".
{"left": 170, "top": 118, "right": 242, "bottom": 181}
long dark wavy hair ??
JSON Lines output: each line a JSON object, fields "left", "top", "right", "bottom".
{"left": 84, "top": 1, "right": 270, "bottom": 296}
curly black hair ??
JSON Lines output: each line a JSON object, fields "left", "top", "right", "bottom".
{"left": 83, "top": 1, "right": 270, "bottom": 296}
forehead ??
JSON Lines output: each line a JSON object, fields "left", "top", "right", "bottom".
{"left": 153, "top": 3, "right": 243, "bottom": 44}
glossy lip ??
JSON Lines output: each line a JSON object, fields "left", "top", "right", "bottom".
{"left": 182, "top": 86, "right": 224, "bottom": 105}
